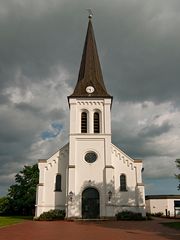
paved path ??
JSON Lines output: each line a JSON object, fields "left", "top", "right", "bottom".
{"left": 0, "top": 218, "right": 179, "bottom": 240}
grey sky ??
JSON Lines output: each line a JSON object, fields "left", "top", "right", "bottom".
{"left": 0, "top": 0, "right": 180, "bottom": 196}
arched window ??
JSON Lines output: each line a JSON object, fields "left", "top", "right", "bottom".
{"left": 120, "top": 174, "right": 127, "bottom": 191}
{"left": 55, "top": 174, "right": 62, "bottom": 191}
{"left": 81, "top": 112, "right": 87, "bottom": 133}
{"left": 94, "top": 112, "right": 100, "bottom": 133}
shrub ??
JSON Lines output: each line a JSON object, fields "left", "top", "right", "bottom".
{"left": 115, "top": 211, "right": 145, "bottom": 221}
{"left": 146, "top": 213, "right": 152, "bottom": 220}
{"left": 153, "top": 212, "right": 164, "bottom": 217}
{"left": 35, "top": 209, "right": 65, "bottom": 221}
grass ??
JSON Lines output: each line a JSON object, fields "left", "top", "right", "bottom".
{"left": 0, "top": 216, "right": 33, "bottom": 228}
{"left": 162, "top": 222, "right": 180, "bottom": 230}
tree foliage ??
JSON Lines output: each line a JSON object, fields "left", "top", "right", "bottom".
{"left": 175, "top": 159, "right": 180, "bottom": 190}
{"left": 0, "top": 197, "right": 11, "bottom": 215}
{"left": 0, "top": 164, "right": 39, "bottom": 216}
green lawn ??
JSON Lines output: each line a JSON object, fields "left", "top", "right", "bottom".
{"left": 0, "top": 216, "right": 33, "bottom": 227}
{"left": 162, "top": 221, "right": 180, "bottom": 230}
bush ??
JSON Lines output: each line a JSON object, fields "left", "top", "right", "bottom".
{"left": 115, "top": 211, "right": 145, "bottom": 221}
{"left": 35, "top": 209, "right": 65, "bottom": 221}
{"left": 153, "top": 212, "right": 164, "bottom": 217}
{"left": 146, "top": 213, "right": 152, "bottom": 220}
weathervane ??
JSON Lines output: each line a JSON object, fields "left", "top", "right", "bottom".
{"left": 86, "top": 9, "right": 93, "bottom": 19}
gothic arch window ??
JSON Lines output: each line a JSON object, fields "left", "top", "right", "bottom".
{"left": 81, "top": 112, "right": 87, "bottom": 133}
{"left": 55, "top": 174, "right": 62, "bottom": 191}
{"left": 120, "top": 174, "right": 127, "bottom": 191}
{"left": 94, "top": 112, "right": 100, "bottom": 133}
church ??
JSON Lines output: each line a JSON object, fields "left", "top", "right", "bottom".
{"left": 35, "top": 15, "right": 145, "bottom": 219}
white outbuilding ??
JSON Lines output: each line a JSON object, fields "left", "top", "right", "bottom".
{"left": 35, "top": 16, "right": 145, "bottom": 219}
{"left": 146, "top": 195, "right": 180, "bottom": 217}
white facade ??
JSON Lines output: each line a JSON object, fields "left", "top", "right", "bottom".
{"left": 35, "top": 17, "right": 146, "bottom": 219}
{"left": 36, "top": 144, "right": 69, "bottom": 216}
{"left": 146, "top": 195, "right": 180, "bottom": 217}
{"left": 35, "top": 97, "right": 145, "bottom": 218}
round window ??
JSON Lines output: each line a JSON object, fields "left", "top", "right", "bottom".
{"left": 84, "top": 152, "right": 97, "bottom": 163}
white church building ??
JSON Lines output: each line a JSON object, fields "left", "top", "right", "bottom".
{"left": 35, "top": 16, "right": 145, "bottom": 219}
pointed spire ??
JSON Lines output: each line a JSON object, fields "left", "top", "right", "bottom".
{"left": 69, "top": 16, "right": 111, "bottom": 98}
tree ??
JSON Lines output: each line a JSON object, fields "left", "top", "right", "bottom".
{"left": 0, "top": 196, "right": 11, "bottom": 215}
{"left": 7, "top": 164, "right": 39, "bottom": 215}
{"left": 175, "top": 159, "right": 180, "bottom": 190}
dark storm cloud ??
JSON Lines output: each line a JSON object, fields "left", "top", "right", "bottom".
{"left": 0, "top": 93, "right": 10, "bottom": 105}
{"left": 0, "top": 1, "right": 79, "bottom": 95}
{"left": 0, "top": 0, "right": 180, "bottom": 104}
{"left": 15, "top": 102, "right": 66, "bottom": 120}
{"left": 15, "top": 103, "right": 44, "bottom": 115}
{"left": 138, "top": 121, "right": 173, "bottom": 138}
{"left": 100, "top": 6, "right": 180, "bottom": 105}
{"left": 112, "top": 125, "right": 162, "bottom": 159}
{"left": 111, "top": 103, "right": 175, "bottom": 160}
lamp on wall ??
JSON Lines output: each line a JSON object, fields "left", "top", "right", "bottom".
{"left": 108, "top": 190, "right": 112, "bottom": 201}
{"left": 69, "top": 191, "right": 73, "bottom": 202}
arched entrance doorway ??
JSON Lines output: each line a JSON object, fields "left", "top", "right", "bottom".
{"left": 82, "top": 187, "right": 100, "bottom": 219}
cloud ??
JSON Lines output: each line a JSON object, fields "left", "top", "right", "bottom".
{"left": 111, "top": 101, "right": 180, "bottom": 180}
{"left": 138, "top": 121, "right": 173, "bottom": 138}
{"left": 0, "top": 63, "right": 71, "bottom": 195}
{"left": 0, "top": 0, "right": 180, "bottom": 196}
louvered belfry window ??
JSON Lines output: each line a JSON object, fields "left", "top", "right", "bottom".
{"left": 81, "top": 112, "right": 87, "bottom": 133}
{"left": 94, "top": 112, "right": 100, "bottom": 133}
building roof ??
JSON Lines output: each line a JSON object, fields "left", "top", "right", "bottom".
{"left": 145, "top": 195, "right": 180, "bottom": 200}
{"left": 69, "top": 17, "right": 112, "bottom": 99}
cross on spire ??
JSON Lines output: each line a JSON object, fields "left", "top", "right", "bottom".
{"left": 86, "top": 9, "right": 93, "bottom": 19}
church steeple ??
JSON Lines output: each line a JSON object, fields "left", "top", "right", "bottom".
{"left": 69, "top": 16, "right": 111, "bottom": 98}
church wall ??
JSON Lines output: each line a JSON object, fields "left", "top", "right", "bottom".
{"left": 36, "top": 145, "right": 68, "bottom": 216}
{"left": 112, "top": 146, "right": 136, "bottom": 190}
{"left": 75, "top": 138, "right": 105, "bottom": 182}
{"left": 111, "top": 144, "right": 145, "bottom": 216}
{"left": 68, "top": 136, "right": 109, "bottom": 218}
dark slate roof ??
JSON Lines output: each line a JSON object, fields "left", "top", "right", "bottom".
{"left": 69, "top": 18, "right": 112, "bottom": 98}
{"left": 145, "top": 195, "right": 180, "bottom": 200}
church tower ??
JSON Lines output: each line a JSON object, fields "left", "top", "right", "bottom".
{"left": 67, "top": 15, "right": 113, "bottom": 218}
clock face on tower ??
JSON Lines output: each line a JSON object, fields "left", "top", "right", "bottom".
{"left": 86, "top": 86, "right": 95, "bottom": 94}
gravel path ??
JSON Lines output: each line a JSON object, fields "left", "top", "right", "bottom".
{"left": 0, "top": 217, "right": 179, "bottom": 240}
